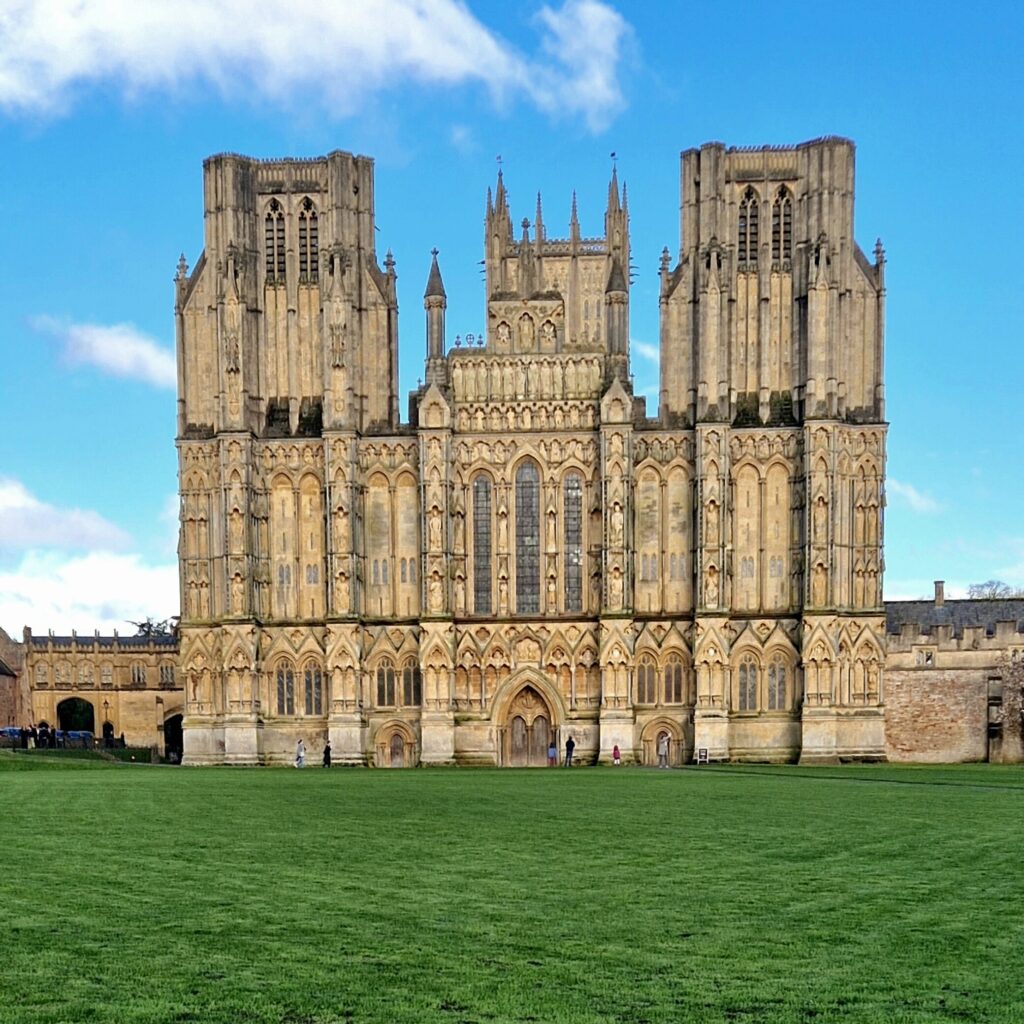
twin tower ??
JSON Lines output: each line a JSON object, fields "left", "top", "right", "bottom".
{"left": 176, "top": 137, "right": 887, "bottom": 767}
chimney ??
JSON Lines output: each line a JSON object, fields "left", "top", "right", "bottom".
{"left": 934, "top": 580, "right": 945, "bottom": 607}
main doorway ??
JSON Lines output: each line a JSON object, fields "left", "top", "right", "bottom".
{"left": 504, "top": 685, "right": 553, "bottom": 767}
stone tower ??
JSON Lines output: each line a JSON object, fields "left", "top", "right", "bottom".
{"left": 175, "top": 150, "right": 398, "bottom": 764}
{"left": 659, "top": 137, "right": 887, "bottom": 760}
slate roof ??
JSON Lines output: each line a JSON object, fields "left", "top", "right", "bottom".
{"left": 885, "top": 599, "right": 1024, "bottom": 637}
{"left": 28, "top": 635, "right": 178, "bottom": 648}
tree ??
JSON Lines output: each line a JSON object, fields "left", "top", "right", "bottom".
{"left": 967, "top": 580, "right": 1024, "bottom": 599}
{"left": 129, "top": 617, "right": 173, "bottom": 637}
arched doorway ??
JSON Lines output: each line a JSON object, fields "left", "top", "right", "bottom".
{"left": 164, "top": 714, "right": 183, "bottom": 763}
{"left": 375, "top": 722, "right": 418, "bottom": 768}
{"left": 504, "top": 685, "right": 553, "bottom": 767}
{"left": 640, "top": 719, "right": 686, "bottom": 766}
{"left": 57, "top": 697, "right": 95, "bottom": 734}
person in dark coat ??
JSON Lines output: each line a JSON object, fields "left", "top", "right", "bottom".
{"left": 323, "top": 741, "right": 332, "bottom": 768}
{"left": 564, "top": 735, "right": 575, "bottom": 767}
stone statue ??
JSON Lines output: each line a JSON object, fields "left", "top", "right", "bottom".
{"left": 429, "top": 509, "right": 443, "bottom": 549}
{"left": 610, "top": 503, "right": 624, "bottom": 547}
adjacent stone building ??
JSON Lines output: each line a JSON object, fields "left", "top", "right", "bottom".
{"left": 22, "top": 629, "right": 183, "bottom": 756}
{"left": 174, "top": 137, "right": 889, "bottom": 765}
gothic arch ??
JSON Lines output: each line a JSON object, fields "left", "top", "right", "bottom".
{"left": 373, "top": 719, "right": 419, "bottom": 768}
{"left": 639, "top": 717, "right": 687, "bottom": 767}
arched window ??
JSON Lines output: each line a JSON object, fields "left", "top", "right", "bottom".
{"left": 304, "top": 663, "right": 323, "bottom": 715}
{"left": 131, "top": 663, "right": 147, "bottom": 686}
{"left": 738, "top": 187, "right": 759, "bottom": 265}
{"left": 402, "top": 661, "right": 422, "bottom": 706}
{"left": 637, "top": 656, "right": 657, "bottom": 704}
{"left": 159, "top": 664, "right": 175, "bottom": 687}
{"left": 400, "top": 557, "right": 407, "bottom": 583}
{"left": 771, "top": 187, "right": 793, "bottom": 261}
{"left": 738, "top": 656, "right": 758, "bottom": 711}
{"left": 298, "top": 198, "right": 318, "bottom": 282}
{"left": 768, "top": 658, "right": 787, "bottom": 710}
{"left": 276, "top": 662, "right": 295, "bottom": 715}
{"left": 35, "top": 664, "right": 48, "bottom": 687}
{"left": 376, "top": 660, "right": 396, "bottom": 707}
{"left": 409, "top": 557, "right": 417, "bottom": 583}
{"left": 564, "top": 472, "right": 583, "bottom": 612}
{"left": 664, "top": 656, "right": 684, "bottom": 704}
{"left": 473, "top": 476, "right": 493, "bottom": 614}
{"left": 515, "top": 462, "right": 541, "bottom": 614}
{"left": 265, "top": 199, "right": 285, "bottom": 282}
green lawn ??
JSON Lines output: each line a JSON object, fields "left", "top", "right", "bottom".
{"left": 2, "top": 759, "right": 1023, "bottom": 1023}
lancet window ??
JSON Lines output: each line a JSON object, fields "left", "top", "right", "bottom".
{"left": 771, "top": 187, "right": 793, "bottom": 261}
{"left": 738, "top": 656, "right": 758, "bottom": 711}
{"left": 265, "top": 199, "right": 286, "bottom": 282}
{"left": 402, "top": 660, "right": 422, "bottom": 707}
{"left": 298, "top": 198, "right": 318, "bottom": 282}
{"left": 738, "top": 187, "right": 759, "bottom": 265}
{"left": 637, "top": 656, "right": 657, "bottom": 704}
{"left": 564, "top": 472, "right": 583, "bottom": 612}
{"left": 304, "top": 663, "right": 323, "bottom": 715}
{"left": 376, "top": 660, "right": 397, "bottom": 707}
{"left": 664, "top": 656, "right": 684, "bottom": 704}
{"left": 473, "top": 476, "right": 493, "bottom": 615}
{"left": 767, "top": 658, "right": 787, "bottom": 710}
{"left": 515, "top": 461, "right": 541, "bottom": 614}
{"left": 276, "top": 662, "right": 295, "bottom": 715}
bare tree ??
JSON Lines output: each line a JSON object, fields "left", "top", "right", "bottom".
{"left": 129, "top": 617, "right": 173, "bottom": 637}
{"left": 968, "top": 580, "right": 1024, "bottom": 599}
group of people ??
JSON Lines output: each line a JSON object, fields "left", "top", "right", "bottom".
{"left": 15, "top": 723, "right": 60, "bottom": 749}
{"left": 294, "top": 739, "right": 331, "bottom": 768}
{"left": 292, "top": 735, "right": 671, "bottom": 768}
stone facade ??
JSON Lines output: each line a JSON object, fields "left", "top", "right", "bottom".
{"left": 22, "top": 630, "right": 183, "bottom": 754}
{"left": 884, "top": 585, "right": 1024, "bottom": 763}
{"left": 0, "top": 626, "right": 28, "bottom": 728}
{"left": 175, "top": 138, "right": 889, "bottom": 765}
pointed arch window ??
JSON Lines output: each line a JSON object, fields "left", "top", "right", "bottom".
{"left": 564, "top": 472, "right": 583, "bottom": 612}
{"left": 768, "top": 658, "right": 787, "bottom": 710}
{"left": 637, "top": 656, "right": 657, "bottom": 704}
{"left": 376, "top": 660, "right": 396, "bottom": 707}
{"left": 738, "top": 187, "right": 759, "bottom": 266}
{"left": 298, "top": 198, "right": 318, "bottom": 282}
{"left": 276, "top": 661, "right": 295, "bottom": 715}
{"left": 515, "top": 461, "right": 541, "bottom": 614}
{"left": 664, "top": 655, "right": 684, "bottom": 704}
{"left": 473, "top": 476, "right": 493, "bottom": 615}
{"left": 738, "top": 656, "right": 758, "bottom": 711}
{"left": 771, "top": 187, "right": 793, "bottom": 262}
{"left": 402, "top": 660, "right": 422, "bottom": 707}
{"left": 265, "top": 199, "right": 286, "bottom": 283}
{"left": 303, "top": 662, "right": 323, "bottom": 715}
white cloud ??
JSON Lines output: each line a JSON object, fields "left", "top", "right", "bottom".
{"left": 0, "top": 478, "right": 131, "bottom": 552}
{"left": 633, "top": 339, "right": 659, "bottom": 362}
{"left": 0, "top": 0, "right": 631, "bottom": 132}
{"left": 0, "top": 550, "right": 179, "bottom": 636}
{"left": 31, "top": 315, "right": 176, "bottom": 389}
{"left": 888, "top": 478, "right": 942, "bottom": 514}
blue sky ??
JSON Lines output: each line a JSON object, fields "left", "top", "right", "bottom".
{"left": 1, "top": 0, "right": 1022, "bottom": 634}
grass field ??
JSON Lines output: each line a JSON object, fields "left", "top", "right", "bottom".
{"left": 2, "top": 756, "right": 1024, "bottom": 1023}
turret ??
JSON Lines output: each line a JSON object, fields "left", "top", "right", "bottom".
{"left": 424, "top": 249, "right": 447, "bottom": 385}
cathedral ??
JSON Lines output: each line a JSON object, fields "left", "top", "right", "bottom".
{"left": 174, "top": 137, "right": 888, "bottom": 766}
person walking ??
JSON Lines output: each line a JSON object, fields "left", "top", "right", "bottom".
{"left": 564, "top": 735, "right": 575, "bottom": 767}
{"left": 612, "top": 743, "right": 621, "bottom": 766}
{"left": 322, "top": 740, "right": 332, "bottom": 768}
{"left": 657, "top": 733, "right": 669, "bottom": 769}
{"left": 295, "top": 738, "right": 305, "bottom": 768}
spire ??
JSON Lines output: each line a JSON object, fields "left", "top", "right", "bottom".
{"left": 607, "top": 163, "right": 621, "bottom": 213}
{"left": 424, "top": 247, "right": 446, "bottom": 300}
{"left": 621, "top": 181, "right": 629, "bottom": 214}
{"left": 535, "top": 192, "right": 544, "bottom": 243}
{"left": 486, "top": 186, "right": 493, "bottom": 218}
{"left": 570, "top": 191, "right": 580, "bottom": 242}
{"left": 495, "top": 167, "right": 507, "bottom": 216}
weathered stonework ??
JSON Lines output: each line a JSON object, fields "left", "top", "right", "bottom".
{"left": 174, "top": 139, "right": 890, "bottom": 765}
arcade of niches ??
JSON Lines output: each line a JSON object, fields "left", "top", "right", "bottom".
{"left": 167, "top": 136, "right": 896, "bottom": 767}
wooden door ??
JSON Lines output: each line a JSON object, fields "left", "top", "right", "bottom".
{"left": 529, "top": 715, "right": 550, "bottom": 766}
{"left": 390, "top": 733, "right": 405, "bottom": 768}
{"left": 510, "top": 715, "right": 528, "bottom": 766}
